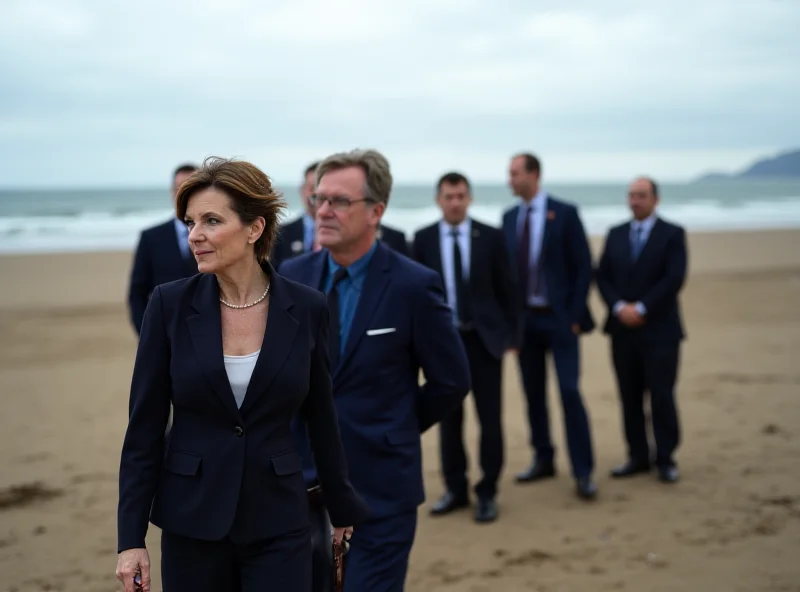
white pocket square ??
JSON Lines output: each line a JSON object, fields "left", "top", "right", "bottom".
{"left": 366, "top": 327, "right": 396, "bottom": 336}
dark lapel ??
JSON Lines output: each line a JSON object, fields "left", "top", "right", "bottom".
{"left": 186, "top": 274, "right": 242, "bottom": 422}
{"left": 540, "top": 195, "right": 556, "bottom": 260}
{"left": 468, "top": 219, "right": 482, "bottom": 282}
{"left": 239, "top": 266, "right": 299, "bottom": 416}
{"left": 160, "top": 220, "right": 191, "bottom": 274}
{"left": 502, "top": 208, "right": 517, "bottom": 262}
{"left": 336, "top": 243, "right": 392, "bottom": 375}
{"left": 286, "top": 218, "right": 306, "bottom": 254}
{"left": 307, "top": 250, "right": 328, "bottom": 291}
{"left": 429, "top": 225, "right": 444, "bottom": 278}
{"left": 171, "top": 224, "right": 199, "bottom": 276}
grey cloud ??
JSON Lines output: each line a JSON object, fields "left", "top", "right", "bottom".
{"left": 0, "top": 0, "right": 798, "bottom": 185}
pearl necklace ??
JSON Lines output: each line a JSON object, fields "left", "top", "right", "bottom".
{"left": 219, "top": 282, "right": 271, "bottom": 309}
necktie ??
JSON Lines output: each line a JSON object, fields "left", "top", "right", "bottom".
{"left": 631, "top": 225, "right": 644, "bottom": 260}
{"left": 327, "top": 267, "right": 349, "bottom": 369}
{"left": 517, "top": 205, "right": 532, "bottom": 301}
{"left": 450, "top": 228, "right": 472, "bottom": 324}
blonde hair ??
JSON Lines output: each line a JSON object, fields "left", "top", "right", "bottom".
{"left": 316, "top": 149, "right": 393, "bottom": 206}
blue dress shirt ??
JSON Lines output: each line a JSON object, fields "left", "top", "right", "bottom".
{"left": 322, "top": 240, "right": 378, "bottom": 358}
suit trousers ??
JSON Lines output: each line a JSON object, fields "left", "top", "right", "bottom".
{"left": 343, "top": 510, "right": 418, "bottom": 592}
{"left": 439, "top": 329, "right": 504, "bottom": 499}
{"left": 160, "top": 525, "right": 311, "bottom": 592}
{"left": 611, "top": 334, "right": 681, "bottom": 467}
{"left": 517, "top": 308, "right": 595, "bottom": 478}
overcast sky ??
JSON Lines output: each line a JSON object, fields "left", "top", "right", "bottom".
{"left": 1, "top": 0, "right": 798, "bottom": 187}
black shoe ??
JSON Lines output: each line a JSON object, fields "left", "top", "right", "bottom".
{"left": 430, "top": 491, "right": 469, "bottom": 516}
{"left": 658, "top": 465, "right": 680, "bottom": 484}
{"left": 475, "top": 498, "right": 498, "bottom": 523}
{"left": 610, "top": 460, "right": 651, "bottom": 478}
{"left": 515, "top": 461, "right": 556, "bottom": 483}
{"left": 576, "top": 477, "right": 597, "bottom": 500}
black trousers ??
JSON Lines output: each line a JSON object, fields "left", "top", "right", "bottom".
{"left": 611, "top": 335, "right": 681, "bottom": 467}
{"left": 439, "top": 329, "right": 504, "bottom": 500}
{"left": 160, "top": 525, "right": 311, "bottom": 592}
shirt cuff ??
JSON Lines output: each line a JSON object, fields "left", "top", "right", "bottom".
{"left": 635, "top": 302, "right": 647, "bottom": 316}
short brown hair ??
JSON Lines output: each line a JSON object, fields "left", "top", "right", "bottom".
{"left": 436, "top": 171, "right": 471, "bottom": 193}
{"left": 513, "top": 153, "right": 541, "bottom": 175}
{"left": 173, "top": 163, "right": 198, "bottom": 180}
{"left": 316, "top": 149, "right": 393, "bottom": 206}
{"left": 175, "top": 156, "right": 286, "bottom": 263}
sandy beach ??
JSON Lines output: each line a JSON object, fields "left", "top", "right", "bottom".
{"left": 1, "top": 228, "right": 799, "bottom": 592}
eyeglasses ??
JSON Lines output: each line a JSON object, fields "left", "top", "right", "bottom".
{"left": 309, "top": 195, "right": 375, "bottom": 211}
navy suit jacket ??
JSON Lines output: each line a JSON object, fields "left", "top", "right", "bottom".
{"left": 117, "top": 267, "right": 368, "bottom": 553}
{"left": 128, "top": 219, "right": 198, "bottom": 334}
{"left": 279, "top": 242, "right": 470, "bottom": 519}
{"left": 595, "top": 217, "right": 688, "bottom": 344}
{"left": 502, "top": 196, "right": 595, "bottom": 333}
{"left": 271, "top": 216, "right": 410, "bottom": 270}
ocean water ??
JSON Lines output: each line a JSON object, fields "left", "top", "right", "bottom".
{"left": 1, "top": 180, "right": 799, "bottom": 254}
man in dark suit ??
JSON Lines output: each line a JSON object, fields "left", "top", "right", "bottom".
{"left": 412, "top": 172, "right": 519, "bottom": 523}
{"left": 271, "top": 161, "right": 410, "bottom": 269}
{"left": 280, "top": 149, "right": 470, "bottom": 592}
{"left": 595, "top": 177, "right": 687, "bottom": 484}
{"left": 127, "top": 163, "right": 199, "bottom": 334}
{"left": 502, "top": 153, "right": 598, "bottom": 500}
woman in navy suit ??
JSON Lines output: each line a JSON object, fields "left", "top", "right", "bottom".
{"left": 115, "top": 157, "right": 368, "bottom": 592}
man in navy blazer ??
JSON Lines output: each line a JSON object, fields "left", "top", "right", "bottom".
{"left": 502, "top": 153, "right": 598, "bottom": 500}
{"left": 279, "top": 149, "right": 470, "bottom": 592}
{"left": 270, "top": 161, "right": 411, "bottom": 270}
{"left": 127, "top": 163, "right": 199, "bottom": 334}
{"left": 595, "top": 177, "right": 687, "bottom": 484}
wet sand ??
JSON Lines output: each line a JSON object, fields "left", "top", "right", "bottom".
{"left": 1, "top": 229, "right": 799, "bottom": 591}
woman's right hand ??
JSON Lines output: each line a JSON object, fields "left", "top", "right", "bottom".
{"left": 332, "top": 526, "right": 353, "bottom": 547}
{"left": 116, "top": 548, "right": 151, "bottom": 592}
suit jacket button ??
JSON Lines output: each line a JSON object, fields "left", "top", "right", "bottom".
{"left": 234, "top": 425, "right": 244, "bottom": 437}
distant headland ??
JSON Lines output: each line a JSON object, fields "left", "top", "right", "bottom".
{"left": 694, "top": 148, "right": 800, "bottom": 182}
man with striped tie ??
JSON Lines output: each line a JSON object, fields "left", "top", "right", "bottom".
{"left": 595, "top": 177, "right": 688, "bottom": 484}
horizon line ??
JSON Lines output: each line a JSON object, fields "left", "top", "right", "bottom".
{"left": 0, "top": 177, "right": 704, "bottom": 192}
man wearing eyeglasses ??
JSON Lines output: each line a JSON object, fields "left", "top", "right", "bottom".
{"left": 270, "top": 161, "right": 410, "bottom": 270}
{"left": 279, "top": 149, "right": 470, "bottom": 592}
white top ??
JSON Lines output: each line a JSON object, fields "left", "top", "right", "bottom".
{"left": 223, "top": 350, "right": 260, "bottom": 409}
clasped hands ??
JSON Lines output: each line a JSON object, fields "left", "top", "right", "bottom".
{"left": 618, "top": 302, "right": 645, "bottom": 327}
